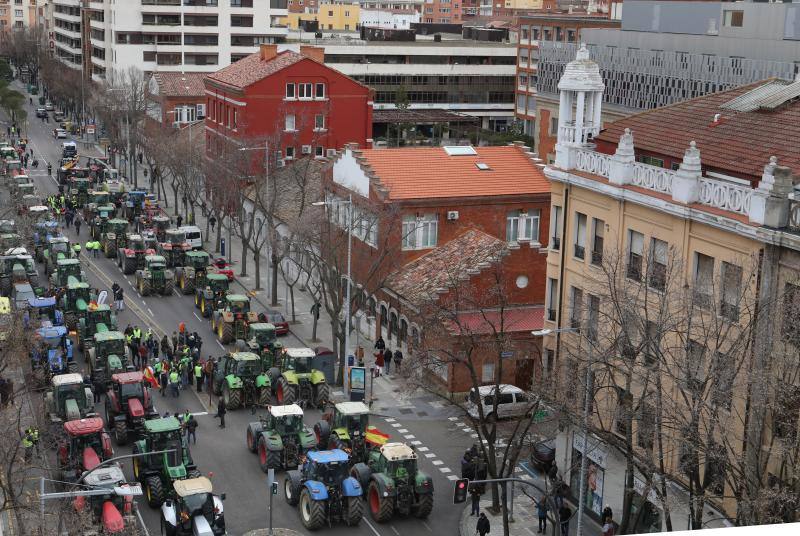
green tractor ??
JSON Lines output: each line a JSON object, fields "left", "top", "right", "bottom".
{"left": 77, "top": 304, "right": 117, "bottom": 351}
{"left": 89, "top": 204, "right": 116, "bottom": 239}
{"left": 59, "top": 276, "right": 92, "bottom": 330}
{"left": 210, "top": 294, "right": 258, "bottom": 344}
{"left": 101, "top": 218, "right": 129, "bottom": 258}
{"left": 131, "top": 417, "right": 201, "bottom": 508}
{"left": 45, "top": 372, "right": 95, "bottom": 424}
{"left": 70, "top": 178, "right": 92, "bottom": 207}
{"left": 42, "top": 236, "right": 74, "bottom": 275}
{"left": 0, "top": 254, "right": 37, "bottom": 293}
{"left": 268, "top": 347, "right": 330, "bottom": 408}
{"left": 350, "top": 443, "right": 434, "bottom": 522}
{"left": 314, "top": 402, "right": 391, "bottom": 465}
{"left": 0, "top": 232, "right": 22, "bottom": 251}
{"left": 174, "top": 250, "right": 210, "bottom": 295}
{"left": 236, "top": 322, "right": 283, "bottom": 368}
{"left": 195, "top": 273, "right": 229, "bottom": 318}
{"left": 245, "top": 404, "right": 316, "bottom": 472}
{"left": 135, "top": 255, "right": 174, "bottom": 296}
{"left": 49, "top": 258, "right": 87, "bottom": 290}
{"left": 87, "top": 330, "right": 131, "bottom": 387}
{"left": 211, "top": 352, "right": 271, "bottom": 410}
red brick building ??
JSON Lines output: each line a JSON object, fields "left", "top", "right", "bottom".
{"left": 203, "top": 44, "right": 373, "bottom": 168}
{"left": 148, "top": 72, "right": 207, "bottom": 127}
{"left": 326, "top": 143, "right": 550, "bottom": 392}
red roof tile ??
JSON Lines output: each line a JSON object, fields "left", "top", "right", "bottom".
{"left": 358, "top": 145, "right": 548, "bottom": 200}
{"left": 151, "top": 72, "right": 206, "bottom": 97}
{"left": 206, "top": 50, "right": 305, "bottom": 90}
{"left": 452, "top": 306, "right": 544, "bottom": 335}
{"left": 596, "top": 79, "right": 800, "bottom": 181}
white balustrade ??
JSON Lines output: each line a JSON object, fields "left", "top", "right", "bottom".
{"left": 574, "top": 148, "right": 611, "bottom": 178}
{"left": 631, "top": 162, "right": 675, "bottom": 195}
{"left": 698, "top": 177, "right": 752, "bottom": 216}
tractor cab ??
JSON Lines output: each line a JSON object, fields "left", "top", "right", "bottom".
{"left": 166, "top": 477, "right": 226, "bottom": 536}
{"left": 58, "top": 417, "right": 113, "bottom": 481}
{"left": 207, "top": 274, "right": 229, "bottom": 294}
{"left": 17, "top": 182, "right": 35, "bottom": 197}
{"left": 80, "top": 466, "right": 139, "bottom": 534}
{"left": 62, "top": 277, "right": 92, "bottom": 328}
{"left": 226, "top": 295, "right": 251, "bottom": 315}
{"left": 281, "top": 347, "right": 316, "bottom": 374}
{"left": 0, "top": 233, "right": 22, "bottom": 251}
{"left": 107, "top": 219, "right": 129, "bottom": 240}
{"left": 118, "top": 233, "right": 156, "bottom": 274}
{"left": 47, "top": 236, "right": 71, "bottom": 256}
{"left": 28, "top": 206, "right": 52, "bottom": 225}
{"left": 90, "top": 330, "right": 130, "bottom": 385}
{"left": 33, "top": 220, "right": 60, "bottom": 245}
{"left": 85, "top": 304, "right": 114, "bottom": 332}
{"left": 52, "top": 258, "right": 86, "bottom": 288}
{"left": 47, "top": 373, "right": 94, "bottom": 422}
{"left": 151, "top": 216, "right": 170, "bottom": 242}
{"left": 158, "top": 229, "right": 191, "bottom": 267}
{"left": 331, "top": 402, "right": 371, "bottom": 440}
{"left": 70, "top": 178, "right": 92, "bottom": 206}
{"left": 106, "top": 371, "right": 158, "bottom": 444}
{"left": 142, "top": 417, "right": 190, "bottom": 473}
{"left": 32, "top": 325, "right": 74, "bottom": 372}
{"left": 268, "top": 404, "right": 306, "bottom": 436}
{"left": 26, "top": 296, "right": 63, "bottom": 327}
{"left": 85, "top": 189, "right": 109, "bottom": 210}
{"left": 110, "top": 372, "right": 147, "bottom": 407}
{"left": 185, "top": 250, "right": 210, "bottom": 272}
{"left": 241, "top": 323, "right": 282, "bottom": 367}
{"left": 304, "top": 449, "right": 352, "bottom": 486}
{"left": 124, "top": 190, "right": 148, "bottom": 219}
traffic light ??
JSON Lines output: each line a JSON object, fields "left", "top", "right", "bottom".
{"left": 453, "top": 478, "right": 470, "bottom": 504}
{"left": 271, "top": 481, "right": 278, "bottom": 495}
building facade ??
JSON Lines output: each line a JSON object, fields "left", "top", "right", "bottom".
{"left": 285, "top": 3, "right": 361, "bottom": 30}
{"left": 147, "top": 72, "right": 207, "bottom": 127}
{"left": 540, "top": 46, "right": 800, "bottom": 529}
{"left": 0, "top": 0, "right": 41, "bottom": 31}
{"left": 204, "top": 44, "right": 372, "bottom": 167}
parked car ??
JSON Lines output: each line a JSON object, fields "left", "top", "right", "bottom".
{"left": 45, "top": 102, "right": 54, "bottom": 112}
{"left": 262, "top": 309, "right": 289, "bottom": 336}
{"left": 35, "top": 108, "right": 47, "bottom": 118}
{"left": 465, "top": 384, "right": 534, "bottom": 421}
{"left": 53, "top": 128, "right": 67, "bottom": 139}
{"left": 53, "top": 111, "right": 65, "bottom": 122}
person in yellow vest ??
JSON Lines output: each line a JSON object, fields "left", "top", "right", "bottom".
{"left": 22, "top": 429, "right": 34, "bottom": 462}
{"left": 194, "top": 362, "right": 203, "bottom": 393}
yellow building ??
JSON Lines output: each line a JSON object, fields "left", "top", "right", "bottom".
{"left": 284, "top": 3, "right": 360, "bottom": 31}
{"left": 538, "top": 46, "right": 800, "bottom": 530}
{"left": 504, "top": 0, "right": 543, "bottom": 9}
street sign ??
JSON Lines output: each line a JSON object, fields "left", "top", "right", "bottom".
{"left": 501, "top": 351, "right": 514, "bottom": 359}
{"left": 86, "top": 126, "right": 95, "bottom": 135}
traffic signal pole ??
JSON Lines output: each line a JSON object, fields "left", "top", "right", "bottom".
{"left": 454, "top": 477, "right": 549, "bottom": 524}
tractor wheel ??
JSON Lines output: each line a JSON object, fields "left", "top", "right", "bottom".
{"left": 65, "top": 313, "right": 76, "bottom": 331}
{"left": 117, "top": 253, "right": 122, "bottom": 268}
{"left": 187, "top": 469, "right": 202, "bottom": 479}
{"left": 259, "top": 387, "right": 271, "bottom": 407}
{"left": 257, "top": 435, "right": 282, "bottom": 472}
{"left": 194, "top": 293, "right": 200, "bottom": 308}
{"left": 299, "top": 488, "right": 326, "bottom": 531}
{"left": 210, "top": 315, "right": 216, "bottom": 331}
{"left": 183, "top": 277, "right": 195, "bottom": 295}
{"left": 160, "top": 517, "right": 177, "bottom": 536}
{"left": 67, "top": 361, "right": 78, "bottom": 373}
{"left": 313, "top": 383, "right": 330, "bottom": 408}
{"left": 138, "top": 277, "right": 151, "bottom": 297}
{"left": 346, "top": 496, "right": 365, "bottom": 526}
{"left": 104, "top": 242, "right": 114, "bottom": 258}
{"left": 350, "top": 463, "right": 371, "bottom": 490}
{"left": 201, "top": 298, "right": 209, "bottom": 317}
{"left": 276, "top": 377, "right": 296, "bottom": 405}
{"left": 368, "top": 480, "right": 394, "bottom": 522}
{"left": 314, "top": 420, "right": 331, "bottom": 449}
{"left": 163, "top": 279, "right": 174, "bottom": 296}
{"left": 225, "top": 386, "right": 242, "bottom": 410}
{"left": 132, "top": 446, "right": 141, "bottom": 480}
{"left": 284, "top": 473, "right": 301, "bottom": 507}
{"left": 246, "top": 427, "right": 258, "bottom": 453}
{"left": 115, "top": 420, "right": 128, "bottom": 446}
{"left": 123, "top": 256, "right": 136, "bottom": 275}
{"left": 220, "top": 322, "right": 233, "bottom": 344}
{"left": 145, "top": 476, "right": 164, "bottom": 508}
{"left": 414, "top": 493, "right": 433, "bottom": 519}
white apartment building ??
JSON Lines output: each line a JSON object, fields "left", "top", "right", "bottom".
{"left": 359, "top": 7, "right": 419, "bottom": 29}
{"left": 52, "top": 0, "right": 289, "bottom": 81}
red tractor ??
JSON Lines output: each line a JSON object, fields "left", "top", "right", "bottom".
{"left": 210, "top": 257, "right": 235, "bottom": 281}
{"left": 116, "top": 233, "right": 156, "bottom": 275}
{"left": 73, "top": 465, "right": 140, "bottom": 534}
{"left": 57, "top": 417, "right": 113, "bottom": 483}
{"left": 157, "top": 229, "right": 192, "bottom": 268}
{"left": 105, "top": 371, "right": 159, "bottom": 445}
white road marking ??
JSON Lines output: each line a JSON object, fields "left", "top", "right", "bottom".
{"left": 397, "top": 428, "right": 408, "bottom": 433}
{"left": 470, "top": 434, "right": 479, "bottom": 439}
{"left": 410, "top": 440, "right": 422, "bottom": 446}
{"left": 216, "top": 340, "right": 225, "bottom": 350}
{"left": 193, "top": 312, "right": 201, "bottom": 321}
{"left": 439, "top": 467, "right": 452, "bottom": 474}
{"left": 403, "top": 434, "right": 416, "bottom": 440}
{"left": 384, "top": 418, "right": 396, "bottom": 423}
{"left": 191, "top": 411, "right": 208, "bottom": 416}
{"left": 390, "top": 526, "right": 401, "bottom": 536}
{"left": 422, "top": 521, "right": 434, "bottom": 532}
{"left": 447, "top": 416, "right": 459, "bottom": 421}
{"left": 390, "top": 423, "right": 401, "bottom": 428}
{"left": 456, "top": 421, "right": 469, "bottom": 427}
{"left": 447, "top": 475, "right": 459, "bottom": 481}
{"left": 424, "top": 453, "right": 436, "bottom": 459}
{"left": 147, "top": 308, "right": 154, "bottom": 316}
{"left": 416, "top": 446, "right": 429, "bottom": 452}
{"left": 432, "top": 460, "right": 443, "bottom": 466}
{"left": 363, "top": 518, "right": 382, "bottom": 536}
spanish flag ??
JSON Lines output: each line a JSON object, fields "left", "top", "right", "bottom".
{"left": 365, "top": 426, "right": 390, "bottom": 447}
{"left": 143, "top": 365, "right": 160, "bottom": 390}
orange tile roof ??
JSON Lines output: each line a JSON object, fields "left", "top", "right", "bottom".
{"left": 206, "top": 50, "right": 305, "bottom": 90}
{"left": 596, "top": 79, "right": 800, "bottom": 181}
{"left": 151, "top": 72, "right": 206, "bottom": 97}
{"left": 358, "top": 145, "right": 548, "bottom": 200}
{"left": 451, "top": 306, "right": 544, "bottom": 335}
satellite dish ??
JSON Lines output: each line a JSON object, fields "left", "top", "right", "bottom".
{"left": 97, "top": 290, "right": 108, "bottom": 305}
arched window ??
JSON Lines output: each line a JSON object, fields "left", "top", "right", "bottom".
{"left": 368, "top": 297, "right": 377, "bottom": 319}
{"left": 389, "top": 312, "right": 398, "bottom": 341}
{"left": 399, "top": 318, "right": 408, "bottom": 344}
{"left": 380, "top": 304, "right": 388, "bottom": 327}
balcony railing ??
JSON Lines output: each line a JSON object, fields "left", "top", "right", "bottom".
{"left": 575, "top": 148, "right": 611, "bottom": 178}
{"left": 698, "top": 177, "right": 752, "bottom": 216}
{"left": 631, "top": 162, "right": 674, "bottom": 195}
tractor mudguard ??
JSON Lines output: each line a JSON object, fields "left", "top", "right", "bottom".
{"left": 265, "top": 432, "right": 284, "bottom": 452}
{"left": 371, "top": 473, "right": 396, "bottom": 497}
{"left": 282, "top": 371, "right": 299, "bottom": 385}
{"left": 414, "top": 471, "right": 434, "bottom": 495}
{"left": 222, "top": 311, "right": 233, "bottom": 322}
{"left": 107, "top": 355, "right": 123, "bottom": 371}
{"left": 256, "top": 374, "right": 270, "bottom": 389}
{"left": 113, "top": 414, "right": 126, "bottom": 424}
{"left": 224, "top": 374, "right": 243, "bottom": 390}
{"left": 310, "top": 370, "right": 326, "bottom": 384}
{"left": 160, "top": 502, "right": 177, "bottom": 528}
{"left": 333, "top": 428, "right": 351, "bottom": 442}
{"left": 167, "top": 464, "right": 187, "bottom": 480}
{"left": 341, "top": 476, "right": 363, "bottom": 498}
{"left": 298, "top": 430, "right": 317, "bottom": 450}
{"left": 84, "top": 388, "right": 93, "bottom": 409}
{"left": 303, "top": 480, "right": 329, "bottom": 501}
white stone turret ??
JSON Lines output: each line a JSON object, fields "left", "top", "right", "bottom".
{"left": 555, "top": 44, "right": 605, "bottom": 170}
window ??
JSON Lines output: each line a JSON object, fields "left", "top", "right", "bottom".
{"left": 314, "top": 114, "right": 325, "bottom": 130}
{"left": 298, "top": 83, "right": 313, "bottom": 99}
{"left": 782, "top": 283, "right": 800, "bottom": 346}
{"left": 544, "top": 349, "right": 554, "bottom": 379}
{"left": 315, "top": 83, "right": 325, "bottom": 98}
{"left": 574, "top": 212, "right": 586, "bottom": 260}
{"left": 328, "top": 10, "right": 333, "bottom": 16}
{"left": 482, "top": 362, "right": 495, "bottom": 383}
{"left": 649, "top": 238, "right": 668, "bottom": 291}
{"left": 636, "top": 155, "right": 664, "bottom": 168}
{"left": 694, "top": 253, "right": 715, "bottom": 309}
{"left": 590, "top": 218, "right": 603, "bottom": 265}
{"left": 587, "top": 294, "right": 599, "bottom": 342}
{"left": 550, "top": 116, "right": 559, "bottom": 136}
{"left": 546, "top": 278, "right": 557, "bottom": 321}
{"left": 506, "top": 210, "right": 540, "bottom": 243}
{"left": 686, "top": 340, "right": 706, "bottom": 393}
{"left": 720, "top": 262, "right": 742, "bottom": 322}
{"left": 569, "top": 286, "right": 583, "bottom": 330}
{"left": 644, "top": 321, "right": 659, "bottom": 367}
{"left": 773, "top": 383, "right": 800, "bottom": 441}
{"left": 344, "top": 10, "right": 350, "bottom": 16}
{"left": 285, "top": 83, "right": 295, "bottom": 99}
{"left": 550, "top": 205, "right": 562, "bottom": 250}
{"left": 723, "top": 10, "right": 743, "bottom": 27}
{"left": 315, "top": 146, "right": 324, "bottom": 157}
{"left": 402, "top": 214, "right": 438, "bottom": 250}
{"left": 231, "top": 108, "right": 237, "bottom": 129}
{"left": 637, "top": 403, "right": 655, "bottom": 451}
{"left": 614, "top": 389, "right": 632, "bottom": 437}
{"left": 627, "top": 230, "right": 644, "bottom": 281}
{"left": 285, "top": 114, "right": 296, "bottom": 131}
{"left": 285, "top": 146, "right": 295, "bottom": 159}
{"left": 712, "top": 351, "right": 733, "bottom": 410}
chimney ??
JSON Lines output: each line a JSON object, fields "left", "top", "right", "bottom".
{"left": 259, "top": 44, "right": 278, "bottom": 62}
{"left": 300, "top": 45, "right": 325, "bottom": 63}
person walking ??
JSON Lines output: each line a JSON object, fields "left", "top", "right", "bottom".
{"left": 537, "top": 496, "right": 549, "bottom": 533}
{"left": 186, "top": 414, "right": 198, "bottom": 445}
{"left": 194, "top": 362, "right": 203, "bottom": 393}
{"left": 394, "top": 348, "right": 403, "bottom": 373}
{"left": 602, "top": 507, "right": 616, "bottom": 536}
{"left": 176, "top": 215, "right": 183, "bottom": 228}
{"left": 559, "top": 504, "right": 572, "bottom": 536}
{"left": 112, "top": 283, "right": 123, "bottom": 311}
{"left": 374, "top": 336, "right": 385, "bottom": 353}
{"left": 138, "top": 343, "right": 148, "bottom": 369}
{"left": 169, "top": 369, "right": 180, "bottom": 398}
{"left": 22, "top": 429, "right": 34, "bottom": 463}
{"left": 470, "top": 487, "right": 481, "bottom": 516}
{"left": 375, "top": 349, "right": 384, "bottom": 377}
{"left": 476, "top": 512, "right": 490, "bottom": 536}
{"left": 205, "top": 358, "right": 215, "bottom": 393}
{"left": 209, "top": 215, "right": 216, "bottom": 232}
{"left": 74, "top": 215, "right": 82, "bottom": 236}
{"left": 383, "top": 348, "right": 393, "bottom": 374}
{"left": 159, "top": 367, "right": 169, "bottom": 397}
{"left": 215, "top": 397, "right": 226, "bottom": 428}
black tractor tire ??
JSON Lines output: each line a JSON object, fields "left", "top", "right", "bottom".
{"left": 220, "top": 322, "right": 233, "bottom": 344}
{"left": 105, "top": 242, "right": 115, "bottom": 258}
{"left": 257, "top": 435, "right": 282, "bottom": 472}
{"left": 117, "top": 253, "right": 122, "bottom": 268}
{"left": 246, "top": 427, "right": 258, "bottom": 453}
{"left": 187, "top": 469, "right": 202, "bottom": 479}
{"left": 313, "top": 382, "right": 330, "bottom": 408}
{"left": 201, "top": 297, "right": 210, "bottom": 317}
{"left": 368, "top": 480, "right": 394, "bottom": 522}
{"left": 139, "top": 277, "right": 151, "bottom": 297}
{"left": 182, "top": 276, "right": 194, "bottom": 295}
{"left": 160, "top": 517, "right": 177, "bottom": 536}
{"left": 267, "top": 367, "right": 281, "bottom": 387}
{"left": 163, "top": 279, "right": 174, "bottom": 296}
{"left": 67, "top": 361, "right": 78, "bottom": 373}
{"left": 284, "top": 470, "right": 302, "bottom": 506}
{"left": 225, "top": 386, "right": 242, "bottom": 410}
{"left": 414, "top": 493, "right": 433, "bottom": 519}
{"left": 346, "top": 496, "right": 365, "bottom": 526}
{"left": 259, "top": 387, "right": 271, "bottom": 407}
{"left": 314, "top": 420, "right": 331, "bottom": 449}
{"left": 123, "top": 256, "right": 136, "bottom": 275}
{"left": 132, "top": 445, "right": 142, "bottom": 480}
{"left": 65, "top": 313, "right": 76, "bottom": 332}
{"left": 194, "top": 292, "right": 200, "bottom": 308}
{"left": 351, "top": 463, "right": 371, "bottom": 490}
{"left": 276, "top": 376, "right": 296, "bottom": 405}
{"left": 115, "top": 420, "right": 128, "bottom": 446}
{"left": 299, "top": 488, "right": 326, "bottom": 531}
{"left": 145, "top": 475, "right": 165, "bottom": 508}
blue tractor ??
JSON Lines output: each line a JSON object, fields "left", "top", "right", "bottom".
{"left": 24, "top": 296, "right": 64, "bottom": 329}
{"left": 284, "top": 449, "right": 364, "bottom": 530}
{"left": 31, "top": 325, "right": 76, "bottom": 377}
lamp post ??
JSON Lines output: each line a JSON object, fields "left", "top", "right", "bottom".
{"left": 313, "top": 194, "right": 353, "bottom": 389}
{"left": 532, "top": 326, "right": 593, "bottom": 536}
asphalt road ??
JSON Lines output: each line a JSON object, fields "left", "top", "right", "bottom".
{"left": 18, "top": 101, "right": 471, "bottom": 536}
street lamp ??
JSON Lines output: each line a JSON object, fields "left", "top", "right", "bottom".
{"left": 532, "top": 326, "right": 593, "bottom": 536}
{"left": 313, "top": 194, "right": 353, "bottom": 389}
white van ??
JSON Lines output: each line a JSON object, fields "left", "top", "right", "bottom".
{"left": 179, "top": 225, "right": 202, "bottom": 250}
{"left": 465, "top": 384, "right": 534, "bottom": 421}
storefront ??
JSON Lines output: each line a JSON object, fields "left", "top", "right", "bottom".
{"left": 570, "top": 433, "right": 608, "bottom": 520}
{"left": 631, "top": 477, "right": 663, "bottom": 533}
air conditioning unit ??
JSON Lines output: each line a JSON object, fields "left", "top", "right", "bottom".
{"left": 327, "top": 149, "right": 337, "bottom": 157}
{"left": 447, "top": 210, "right": 459, "bottom": 221}
{"left": 301, "top": 145, "right": 312, "bottom": 154}
{"left": 172, "top": 121, "right": 181, "bottom": 128}
{"left": 276, "top": 159, "right": 285, "bottom": 168}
